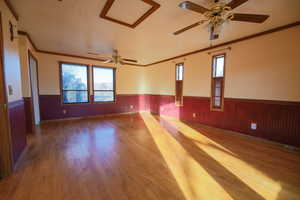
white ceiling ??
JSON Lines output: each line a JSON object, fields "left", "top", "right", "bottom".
{"left": 11, "top": 0, "right": 300, "bottom": 64}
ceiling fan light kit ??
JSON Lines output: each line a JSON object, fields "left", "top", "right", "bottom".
{"left": 88, "top": 49, "right": 138, "bottom": 66}
{"left": 175, "top": 0, "right": 270, "bottom": 40}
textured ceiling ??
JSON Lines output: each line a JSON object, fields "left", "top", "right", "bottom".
{"left": 11, "top": 0, "right": 300, "bottom": 64}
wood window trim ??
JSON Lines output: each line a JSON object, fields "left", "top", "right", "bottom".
{"left": 175, "top": 62, "right": 184, "bottom": 106}
{"left": 27, "top": 49, "right": 40, "bottom": 133}
{"left": 210, "top": 53, "right": 226, "bottom": 111}
{"left": 92, "top": 65, "right": 116, "bottom": 104}
{"left": 0, "top": 12, "right": 13, "bottom": 177}
{"left": 59, "top": 61, "right": 90, "bottom": 105}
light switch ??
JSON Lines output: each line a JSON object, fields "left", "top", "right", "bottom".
{"left": 251, "top": 122, "right": 257, "bottom": 130}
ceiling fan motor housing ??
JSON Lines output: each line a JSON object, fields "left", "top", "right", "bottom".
{"left": 205, "top": 2, "right": 233, "bottom": 26}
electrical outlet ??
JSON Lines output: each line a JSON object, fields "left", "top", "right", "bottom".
{"left": 251, "top": 122, "right": 257, "bottom": 130}
{"left": 63, "top": 110, "right": 67, "bottom": 114}
{"left": 193, "top": 113, "right": 196, "bottom": 118}
{"left": 130, "top": 105, "right": 134, "bottom": 109}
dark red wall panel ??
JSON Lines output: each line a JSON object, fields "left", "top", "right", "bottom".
{"left": 38, "top": 94, "right": 300, "bottom": 147}
{"left": 145, "top": 95, "right": 300, "bottom": 148}
{"left": 8, "top": 99, "right": 27, "bottom": 165}
{"left": 39, "top": 94, "right": 147, "bottom": 121}
{"left": 23, "top": 97, "right": 33, "bottom": 135}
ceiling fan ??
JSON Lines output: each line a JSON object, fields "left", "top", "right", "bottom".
{"left": 174, "top": 0, "right": 270, "bottom": 40}
{"left": 88, "top": 49, "right": 138, "bottom": 65}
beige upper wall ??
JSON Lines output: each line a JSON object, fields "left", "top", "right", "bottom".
{"left": 144, "top": 25, "right": 300, "bottom": 102}
{"left": 225, "top": 26, "right": 300, "bottom": 101}
{"left": 0, "top": 1, "right": 23, "bottom": 102}
{"left": 37, "top": 52, "right": 145, "bottom": 95}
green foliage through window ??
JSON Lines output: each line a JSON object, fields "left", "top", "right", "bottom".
{"left": 61, "top": 63, "right": 89, "bottom": 104}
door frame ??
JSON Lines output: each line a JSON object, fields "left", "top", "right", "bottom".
{"left": 0, "top": 13, "right": 13, "bottom": 178}
{"left": 28, "top": 49, "right": 40, "bottom": 128}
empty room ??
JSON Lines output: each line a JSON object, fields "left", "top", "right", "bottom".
{"left": 0, "top": 0, "right": 300, "bottom": 199}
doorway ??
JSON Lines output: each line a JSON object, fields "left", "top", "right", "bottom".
{"left": 28, "top": 51, "right": 40, "bottom": 125}
{"left": 0, "top": 13, "right": 13, "bottom": 178}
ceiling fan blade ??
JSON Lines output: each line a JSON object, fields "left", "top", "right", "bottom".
{"left": 179, "top": 1, "right": 209, "bottom": 14}
{"left": 231, "top": 13, "right": 269, "bottom": 23}
{"left": 226, "top": 0, "right": 248, "bottom": 9}
{"left": 102, "top": 58, "right": 113, "bottom": 64}
{"left": 174, "top": 20, "right": 206, "bottom": 35}
{"left": 123, "top": 58, "right": 138, "bottom": 63}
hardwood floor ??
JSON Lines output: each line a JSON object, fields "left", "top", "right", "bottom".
{"left": 0, "top": 113, "right": 299, "bottom": 200}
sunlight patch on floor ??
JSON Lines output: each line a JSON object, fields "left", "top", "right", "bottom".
{"left": 141, "top": 113, "right": 233, "bottom": 200}
{"left": 161, "top": 115, "right": 282, "bottom": 200}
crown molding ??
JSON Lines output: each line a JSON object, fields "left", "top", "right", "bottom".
{"left": 18, "top": 21, "right": 300, "bottom": 67}
{"left": 4, "top": 0, "right": 19, "bottom": 21}
{"left": 18, "top": 31, "right": 38, "bottom": 51}
{"left": 18, "top": 31, "right": 144, "bottom": 66}
{"left": 144, "top": 21, "right": 300, "bottom": 66}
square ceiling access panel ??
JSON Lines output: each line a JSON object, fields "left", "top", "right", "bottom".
{"left": 100, "top": 0, "right": 160, "bottom": 29}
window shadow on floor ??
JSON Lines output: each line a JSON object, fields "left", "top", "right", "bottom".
{"left": 157, "top": 116, "right": 300, "bottom": 200}
{"left": 155, "top": 116, "right": 266, "bottom": 200}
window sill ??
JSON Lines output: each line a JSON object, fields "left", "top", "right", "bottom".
{"left": 210, "top": 107, "right": 224, "bottom": 112}
{"left": 93, "top": 101, "right": 116, "bottom": 104}
{"left": 62, "top": 102, "right": 91, "bottom": 106}
{"left": 175, "top": 102, "right": 183, "bottom": 107}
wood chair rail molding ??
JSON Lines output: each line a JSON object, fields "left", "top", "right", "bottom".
{"left": 18, "top": 21, "right": 300, "bottom": 67}
{"left": 100, "top": 0, "right": 160, "bottom": 29}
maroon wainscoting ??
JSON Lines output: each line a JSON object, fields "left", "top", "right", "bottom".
{"left": 23, "top": 97, "right": 34, "bottom": 135}
{"left": 39, "top": 94, "right": 148, "bottom": 121}
{"left": 145, "top": 95, "right": 300, "bottom": 147}
{"left": 8, "top": 99, "right": 27, "bottom": 164}
{"left": 39, "top": 93, "right": 300, "bottom": 147}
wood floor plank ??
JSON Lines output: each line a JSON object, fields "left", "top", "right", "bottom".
{"left": 0, "top": 113, "right": 299, "bottom": 200}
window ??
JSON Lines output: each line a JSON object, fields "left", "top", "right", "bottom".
{"left": 93, "top": 66, "right": 116, "bottom": 102}
{"left": 175, "top": 63, "right": 184, "bottom": 106}
{"left": 211, "top": 54, "right": 225, "bottom": 110}
{"left": 60, "top": 62, "right": 89, "bottom": 104}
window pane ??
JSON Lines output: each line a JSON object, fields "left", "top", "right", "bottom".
{"left": 93, "top": 67, "right": 114, "bottom": 90}
{"left": 215, "top": 79, "right": 221, "bottom": 88}
{"left": 63, "top": 91, "right": 88, "bottom": 103}
{"left": 214, "top": 56, "right": 224, "bottom": 77}
{"left": 176, "top": 64, "right": 183, "bottom": 81}
{"left": 214, "top": 97, "right": 221, "bottom": 107}
{"left": 94, "top": 91, "right": 114, "bottom": 102}
{"left": 215, "top": 86, "right": 221, "bottom": 97}
{"left": 62, "top": 64, "right": 88, "bottom": 90}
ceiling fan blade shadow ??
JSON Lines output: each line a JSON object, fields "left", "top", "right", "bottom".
{"left": 174, "top": 20, "right": 206, "bottom": 35}
{"left": 102, "top": 58, "right": 113, "bottom": 63}
{"left": 123, "top": 58, "right": 138, "bottom": 63}
{"left": 87, "top": 52, "right": 99, "bottom": 56}
{"left": 121, "top": 62, "right": 143, "bottom": 66}
{"left": 231, "top": 13, "right": 269, "bottom": 23}
{"left": 179, "top": 1, "right": 209, "bottom": 14}
{"left": 226, "top": 0, "right": 249, "bottom": 9}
